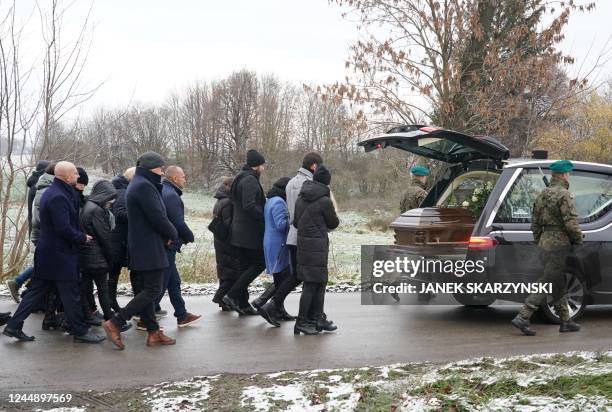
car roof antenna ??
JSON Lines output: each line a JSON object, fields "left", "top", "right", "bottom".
{"left": 538, "top": 166, "right": 549, "bottom": 187}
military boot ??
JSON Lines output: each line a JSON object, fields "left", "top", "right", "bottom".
{"left": 251, "top": 284, "right": 276, "bottom": 309}
{"left": 511, "top": 315, "right": 536, "bottom": 336}
{"left": 559, "top": 321, "right": 580, "bottom": 333}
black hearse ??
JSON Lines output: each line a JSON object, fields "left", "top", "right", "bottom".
{"left": 359, "top": 125, "right": 612, "bottom": 322}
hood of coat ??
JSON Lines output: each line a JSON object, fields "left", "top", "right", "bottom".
{"left": 88, "top": 180, "right": 118, "bottom": 206}
{"left": 299, "top": 180, "right": 330, "bottom": 203}
{"left": 112, "top": 174, "right": 129, "bottom": 190}
{"left": 214, "top": 183, "right": 231, "bottom": 200}
{"left": 36, "top": 173, "right": 55, "bottom": 191}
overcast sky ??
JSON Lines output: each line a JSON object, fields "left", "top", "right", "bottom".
{"left": 10, "top": 0, "right": 612, "bottom": 114}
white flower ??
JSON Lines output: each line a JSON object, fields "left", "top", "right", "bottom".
{"left": 474, "top": 188, "right": 482, "bottom": 195}
{"left": 462, "top": 201, "right": 470, "bottom": 207}
{"left": 472, "top": 196, "right": 478, "bottom": 202}
{"left": 486, "top": 181, "right": 493, "bottom": 189}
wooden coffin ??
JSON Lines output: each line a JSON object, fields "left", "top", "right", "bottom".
{"left": 389, "top": 207, "right": 474, "bottom": 246}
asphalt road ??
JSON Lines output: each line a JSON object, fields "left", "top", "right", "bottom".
{"left": 0, "top": 293, "right": 611, "bottom": 392}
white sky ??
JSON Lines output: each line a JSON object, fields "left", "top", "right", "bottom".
{"left": 8, "top": 0, "right": 612, "bottom": 114}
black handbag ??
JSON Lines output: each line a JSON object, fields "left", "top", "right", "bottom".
{"left": 208, "top": 214, "right": 230, "bottom": 241}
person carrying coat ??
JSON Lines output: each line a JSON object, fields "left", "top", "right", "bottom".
{"left": 108, "top": 167, "right": 135, "bottom": 312}
{"left": 78, "top": 180, "right": 118, "bottom": 323}
{"left": 221, "top": 149, "right": 267, "bottom": 316}
{"left": 103, "top": 151, "right": 178, "bottom": 349}
{"left": 255, "top": 177, "right": 298, "bottom": 327}
{"left": 3, "top": 162, "right": 104, "bottom": 343}
{"left": 293, "top": 165, "right": 340, "bottom": 335}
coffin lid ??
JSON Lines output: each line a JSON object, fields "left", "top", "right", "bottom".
{"left": 390, "top": 207, "right": 474, "bottom": 229}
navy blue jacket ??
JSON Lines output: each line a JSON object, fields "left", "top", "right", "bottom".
{"left": 110, "top": 175, "right": 129, "bottom": 265}
{"left": 162, "top": 180, "right": 194, "bottom": 252}
{"left": 126, "top": 168, "right": 178, "bottom": 271}
{"left": 34, "top": 178, "right": 87, "bottom": 281}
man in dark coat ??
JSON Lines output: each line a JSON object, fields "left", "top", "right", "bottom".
{"left": 3, "top": 161, "right": 105, "bottom": 343}
{"left": 108, "top": 167, "right": 135, "bottom": 312}
{"left": 156, "top": 165, "right": 201, "bottom": 327}
{"left": 79, "top": 180, "right": 118, "bottom": 322}
{"left": 103, "top": 151, "right": 178, "bottom": 349}
{"left": 293, "top": 165, "right": 339, "bottom": 335}
{"left": 211, "top": 177, "right": 245, "bottom": 310}
{"left": 222, "top": 149, "right": 267, "bottom": 315}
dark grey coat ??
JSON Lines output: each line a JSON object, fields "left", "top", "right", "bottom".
{"left": 126, "top": 167, "right": 178, "bottom": 271}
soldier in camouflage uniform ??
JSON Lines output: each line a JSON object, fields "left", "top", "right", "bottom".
{"left": 512, "top": 160, "right": 583, "bottom": 336}
{"left": 400, "top": 165, "right": 429, "bottom": 213}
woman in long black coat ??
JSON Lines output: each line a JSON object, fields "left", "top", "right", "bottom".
{"left": 211, "top": 177, "right": 245, "bottom": 310}
{"left": 293, "top": 165, "right": 339, "bottom": 335}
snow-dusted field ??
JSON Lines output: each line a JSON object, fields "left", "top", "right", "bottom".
{"left": 34, "top": 351, "right": 611, "bottom": 411}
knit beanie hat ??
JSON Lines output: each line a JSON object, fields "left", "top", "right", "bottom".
{"left": 313, "top": 165, "right": 331, "bottom": 186}
{"left": 137, "top": 151, "right": 165, "bottom": 170}
{"left": 246, "top": 149, "right": 265, "bottom": 167}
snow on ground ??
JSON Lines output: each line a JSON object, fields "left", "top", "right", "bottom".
{"left": 128, "top": 351, "right": 612, "bottom": 411}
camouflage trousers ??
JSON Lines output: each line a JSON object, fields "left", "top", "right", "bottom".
{"left": 518, "top": 249, "right": 570, "bottom": 322}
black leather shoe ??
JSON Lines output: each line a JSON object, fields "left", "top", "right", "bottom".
{"left": 294, "top": 318, "right": 319, "bottom": 335}
{"left": 222, "top": 296, "right": 245, "bottom": 315}
{"left": 511, "top": 315, "right": 536, "bottom": 336}
{"left": 74, "top": 330, "right": 106, "bottom": 343}
{"left": 3, "top": 326, "right": 35, "bottom": 341}
{"left": 239, "top": 304, "right": 258, "bottom": 316}
{"left": 0, "top": 312, "right": 11, "bottom": 327}
{"left": 258, "top": 302, "right": 281, "bottom": 327}
{"left": 559, "top": 321, "right": 581, "bottom": 333}
{"left": 315, "top": 314, "right": 337, "bottom": 332}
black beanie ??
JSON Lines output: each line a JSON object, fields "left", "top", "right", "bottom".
{"left": 77, "top": 167, "right": 89, "bottom": 186}
{"left": 313, "top": 165, "right": 331, "bottom": 186}
{"left": 246, "top": 149, "right": 265, "bottom": 167}
{"left": 137, "top": 151, "right": 165, "bottom": 170}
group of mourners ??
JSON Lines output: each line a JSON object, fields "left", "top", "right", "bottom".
{"left": 210, "top": 150, "right": 339, "bottom": 335}
{"left": 1, "top": 148, "right": 339, "bottom": 348}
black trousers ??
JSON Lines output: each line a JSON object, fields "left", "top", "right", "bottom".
{"left": 81, "top": 271, "right": 113, "bottom": 321}
{"left": 7, "top": 278, "right": 88, "bottom": 336}
{"left": 112, "top": 269, "right": 164, "bottom": 332}
{"left": 108, "top": 263, "right": 123, "bottom": 312}
{"left": 273, "top": 245, "right": 300, "bottom": 305}
{"left": 298, "top": 281, "right": 326, "bottom": 321}
{"left": 226, "top": 248, "right": 266, "bottom": 302}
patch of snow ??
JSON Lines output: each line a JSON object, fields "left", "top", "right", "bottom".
{"left": 482, "top": 394, "right": 611, "bottom": 411}
{"left": 144, "top": 376, "right": 215, "bottom": 412}
{"left": 241, "top": 383, "right": 314, "bottom": 412}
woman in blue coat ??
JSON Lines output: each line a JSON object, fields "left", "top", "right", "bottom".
{"left": 253, "top": 177, "right": 295, "bottom": 326}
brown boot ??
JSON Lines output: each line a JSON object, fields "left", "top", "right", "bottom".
{"left": 146, "top": 330, "right": 176, "bottom": 347}
{"left": 103, "top": 320, "right": 125, "bottom": 350}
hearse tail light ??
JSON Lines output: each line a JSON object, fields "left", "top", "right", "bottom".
{"left": 468, "top": 236, "right": 498, "bottom": 251}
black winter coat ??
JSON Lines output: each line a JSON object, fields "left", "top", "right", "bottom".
{"left": 79, "top": 180, "right": 117, "bottom": 273}
{"left": 162, "top": 180, "right": 194, "bottom": 252}
{"left": 126, "top": 167, "right": 178, "bottom": 271}
{"left": 229, "top": 166, "right": 266, "bottom": 250}
{"left": 110, "top": 175, "right": 129, "bottom": 265}
{"left": 293, "top": 180, "right": 339, "bottom": 283}
{"left": 213, "top": 184, "right": 243, "bottom": 281}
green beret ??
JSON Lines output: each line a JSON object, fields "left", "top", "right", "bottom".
{"left": 410, "top": 165, "right": 430, "bottom": 176}
{"left": 550, "top": 160, "right": 573, "bottom": 173}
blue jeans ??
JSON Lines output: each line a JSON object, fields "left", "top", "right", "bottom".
{"left": 15, "top": 266, "right": 34, "bottom": 286}
{"left": 155, "top": 250, "right": 187, "bottom": 321}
